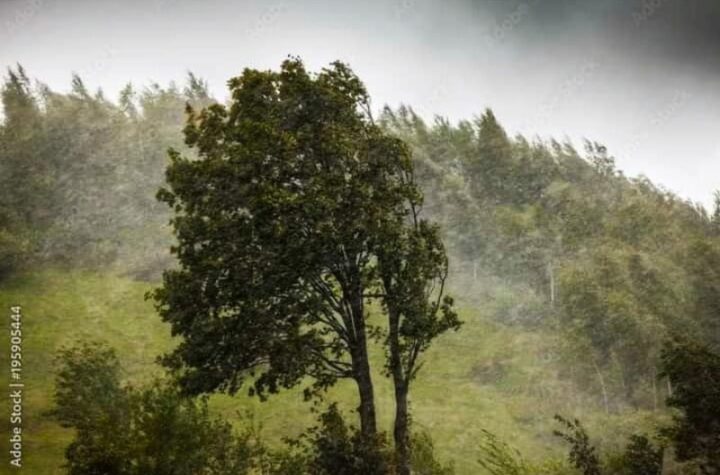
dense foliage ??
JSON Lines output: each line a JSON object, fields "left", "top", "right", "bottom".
{"left": 52, "top": 342, "right": 259, "bottom": 475}
{"left": 381, "top": 106, "right": 720, "bottom": 411}
{"left": 0, "top": 65, "right": 212, "bottom": 280}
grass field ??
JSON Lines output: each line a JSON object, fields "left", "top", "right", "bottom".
{"left": 0, "top": 268, "right": 661, "bottom": 474}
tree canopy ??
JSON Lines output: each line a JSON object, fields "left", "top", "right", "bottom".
{"left": 152, "top": 59, "right": 458, "bottom": 473}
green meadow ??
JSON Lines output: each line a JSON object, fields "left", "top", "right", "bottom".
{"left": 1, "top": 269, "right": 661, "bottom": 474}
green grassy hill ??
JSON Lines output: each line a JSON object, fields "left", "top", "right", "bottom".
{"left": 0, "top": 269, "right": 663, "bottom": 474}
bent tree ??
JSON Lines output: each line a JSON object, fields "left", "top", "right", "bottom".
{"left": 377, "top": 210, "right": 459, "bottom": 473}
{"left": 152, "top": 58, "right": 458, "bottom": 472}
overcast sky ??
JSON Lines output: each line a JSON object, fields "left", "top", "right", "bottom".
{"left": 1, "top": 0, "right": 718, "bottom": 208}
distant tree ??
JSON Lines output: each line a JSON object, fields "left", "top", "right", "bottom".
{"left": 465, "top": 109, "right": 514, "bottom": 204}
{"left": 0, "top": 66, "right": 47, "bottom": 276}
{"left": 661, "top": 340, "right": 720, "bottom": 473}
{"left": 0, "top": 66, "right": 208, "bottom": 275}
{"left": 0, "top": 209, "right": 29, "bottom": 280}
{"left": 711, "top": 190, "right": 720, "bottom": 236}
{"left": 183, "top": 71, "right": 214, "bottom": 109}
{"left": 684, "top": 239, "right": 720, "bottom": 348}
{"left": 555, "top": 241, "right": 681, "bottom": 408}
{"left": 379, "top": 107, "right": 481, "bottom": 281}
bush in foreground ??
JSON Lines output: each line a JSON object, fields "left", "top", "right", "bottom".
{"left": 52, "top": 341, "right": 259, "bottom": 475}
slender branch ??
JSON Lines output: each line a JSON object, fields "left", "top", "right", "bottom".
{"left": 405, "top": 339, "right": 423, "bottom": 386}
{"left": 431, "top": 260, "right": 449, "bottom": 316}
{"left": 313, "top": 307, "right": 350, "bottom": 344}
{"left": 308, "top": 276, "right": 344, "bottom": 315}
{"left": 309, "top": 346, "right": 353, "bottom": 379}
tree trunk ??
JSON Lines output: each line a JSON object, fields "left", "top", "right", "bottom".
{"left": 547, "top": 261, "right": 555, "bottom": 307}
{"left": 346, "top": 281, "right": 378, "bottom": 439}
{"left": 592, "top": 358, "right": 610, "bottom": 414}
{"left": 351, "top": 340, "right": 378, "bottom": 437}
{"left": 388, "top": 307, "right": 411, "bottom": 475}
{"left": 393, "top": 381, "right": 411, "bottom": 475}
{"left": 652, "top": 368, "right": 658, "bottom": 411}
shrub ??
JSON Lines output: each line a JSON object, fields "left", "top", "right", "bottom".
{"left": 52, "top": 341, "right": 259, "bottom": 475}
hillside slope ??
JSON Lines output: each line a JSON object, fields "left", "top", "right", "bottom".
{"left": 0, "top": 269, "right": 662, "bottom": 474}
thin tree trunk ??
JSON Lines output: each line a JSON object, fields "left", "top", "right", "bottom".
{"left": 349, "top": 295, "right": 378, "bottom": 438}
{"left": 352, "top": 350, "right": 378, "bottom": 437}
{"left": 548, "top": 261, "right": 555, "bottom": 307}
{"left": 394, "top": 383, "right": 410, "bottom": 475}
{"left": 337, "top": 258, "right": 380, "bottom": 441}
{"left": 652, "top": 367, "right": 658, "bottom": 411}
{"left": 592, "top": 358, "right": 610, "bottom": 415}
{"left": 388, "top": 307, "right": 411, "bottom": 475}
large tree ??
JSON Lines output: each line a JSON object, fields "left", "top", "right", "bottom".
{"left": 153, "top": 58, "right": 458, "bottom": 472}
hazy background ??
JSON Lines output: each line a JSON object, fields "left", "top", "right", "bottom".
{"left": 1, "top": 0, "right": 718, "bottom": 208}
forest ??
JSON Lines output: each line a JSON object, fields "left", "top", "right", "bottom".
{"left": 1, "top": 59, "right": 719, "bottom": 474}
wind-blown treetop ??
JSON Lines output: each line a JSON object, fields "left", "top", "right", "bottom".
{"left": 153, "top": 60, "right": 458, "bottom": 461}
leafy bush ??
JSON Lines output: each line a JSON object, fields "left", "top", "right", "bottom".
{"left": 606, "top": 434, "right": 663, "bottom": 475}
{"left": 270, "top": 405, "right": 454, "bottom": 475}
{"left": 52, "top": 341, "right": 259, "bottom": 475}
{"left": 477, "top": 429, "right": 573, "bottom": 475}
{"left": 410, "top": 431, "right": 455, "bottom": 475}
{"left": 553, "top": 415, "right": 602, "bottom": 475}
{"left": 477, "top": 429, "right": 533, "bottom": 475}
{"left": 281, "top": 403, "right": 390, "bottom": 475}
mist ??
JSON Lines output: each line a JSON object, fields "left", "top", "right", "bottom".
{"left": 1, "top": 0, "right": 718, "bottom": 207}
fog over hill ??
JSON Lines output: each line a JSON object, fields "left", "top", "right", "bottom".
{"left": 1, "top": 0, "right": 718, "bottom": 207}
